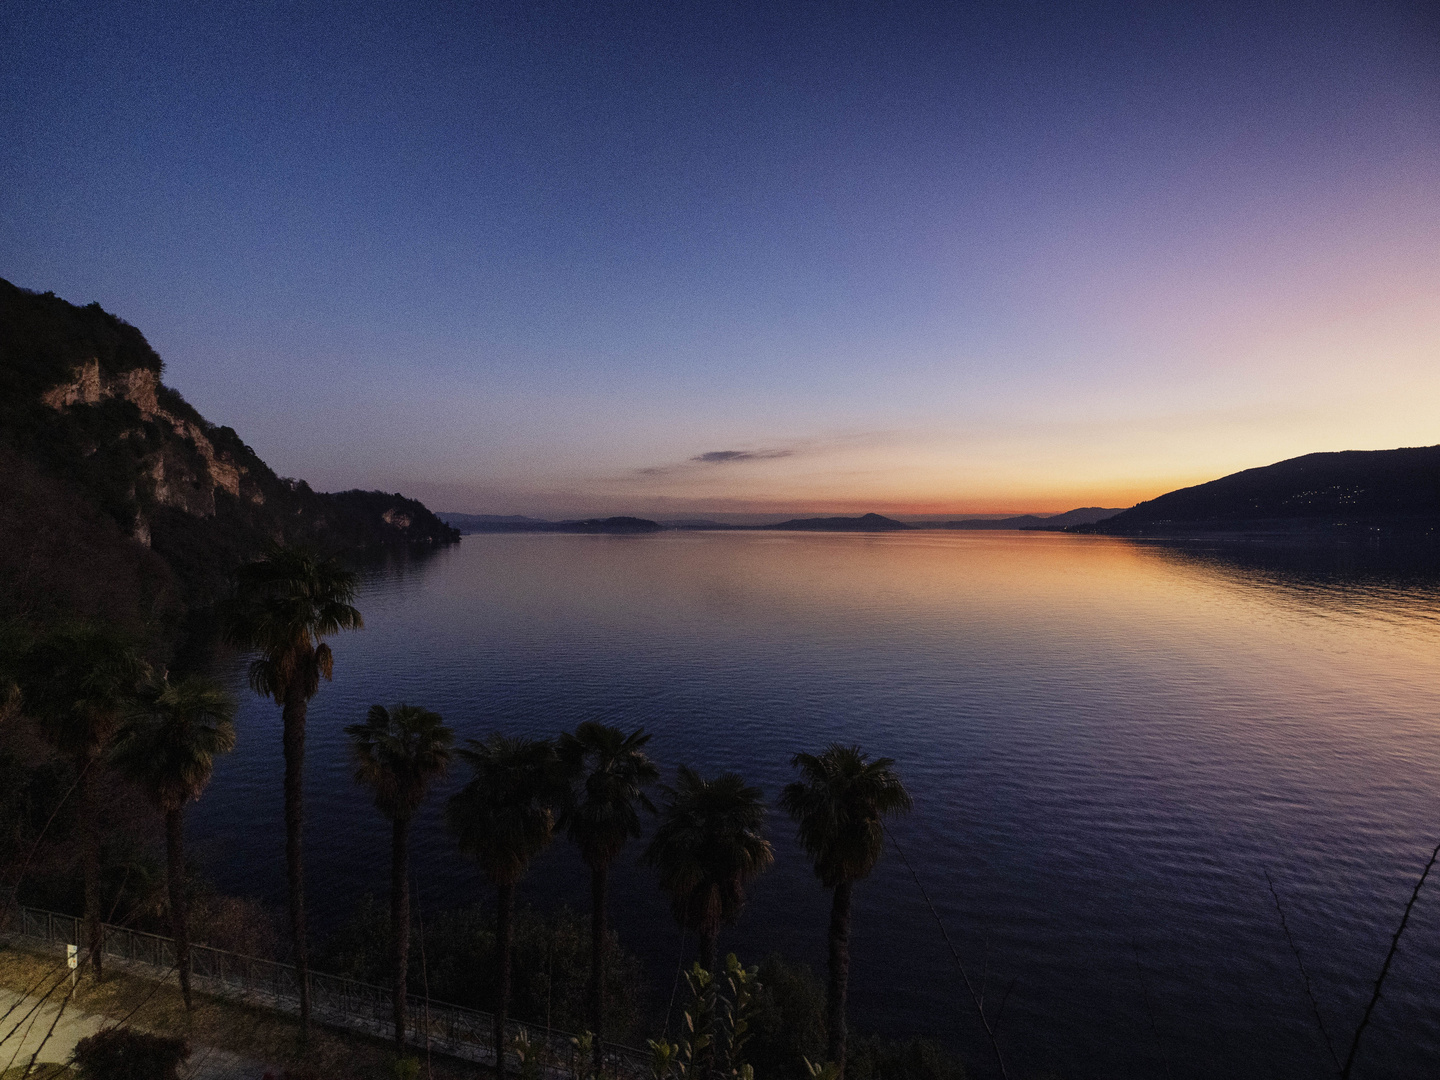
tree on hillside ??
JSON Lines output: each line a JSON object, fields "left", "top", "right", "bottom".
{"left": 18, "top": 625, "right": 149, "bottom": 982}
{"left": 111, "top": 674, "right": 236, "bottom": 1009}
{"left": 345, "top": 703, "right": 452, "bottom": 1051}
{"left": 780, "top": 745, "right": 912, "bottom": 1080}
{"left": 446, "top": 734, "right": 559, "bottom": 1076}
{"left": 223, "top": 544, "right": 362, "bottom": 1039}
{"left": 557, "top": 722, "right": 659, "bottom": 1072}
{"left": 644, "top": 766, "right": 773, "bottom": 975}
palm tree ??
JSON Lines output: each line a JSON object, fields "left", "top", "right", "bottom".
{"left": 223, "top": 544, "right": 362, "bottom": 1036}
{"left": 644, "top": 767, "right": 773, "bottom": 975}
{"left": 111, "top": 675, "right": 236, "bottom": 1010}
{"left": 446, "top": 734, "right": 559, "bottom": 1076}
{"left": 556, "top": 722, "right": 659, "bottom": 1070}
{"left": 780, "top": 745, "right": 912, "bottom": 1079}
{"left": 17, "top": 625, "right": 149, "bottom": 982}
{"left": 345, "top": 704, "right": 452, "bottom": 1051}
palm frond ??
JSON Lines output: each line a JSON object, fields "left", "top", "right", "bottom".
{"left": 110, "top": 674, "right": 237, "bottom": 811}
{"left": 780, "top": 744, "right": 912, "bottom": 888}
{"left": 222, "top": 545, "right": 362, "bottom": 704}
{"left": 644, "top": 766, "right": 773, "bottom": 936}
{"left": 447, "top": 734, "right": 560, "bottom": 886}
{"left": 556, "top": 722, "right": 660, "bottom": 869}
{"left": 344, "top": 703, "right": 453, "bottom": 821}
{"left": 18, "top": 626, "right": 151, "bottom": 760}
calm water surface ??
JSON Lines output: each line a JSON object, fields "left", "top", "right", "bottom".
{"left": 190, "top": 531, "right": 1440, "bottom": 1079}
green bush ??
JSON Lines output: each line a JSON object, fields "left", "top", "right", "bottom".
{"left": 70, "top": 1028, "right": 189, "bottom": 1080}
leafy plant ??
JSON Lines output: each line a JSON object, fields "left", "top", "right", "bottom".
{"left": 679, "top": 962, "right": 716, "bottom": 1079}
{"left": 675, "top": 955, "right": 763, "bottom": 1080}
{"left": 511, "top": 1028, "right": 544, "bottom": 1080}
{"left": 717, "top": 954, "right": 761, "bottom": 1078}
{"left": 647, "top": 1038, "right": 681, "bottom": 1080}
{"left": 570, "top": 1031, "right": 595, "bottom": 1080}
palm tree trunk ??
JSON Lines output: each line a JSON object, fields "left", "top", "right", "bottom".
{"left": 699, "top": 887, "right": 721, "bottom": 974}
{"left": 392, "top": 815, "right": 410, "bottom": 1051}
{"left": 826, "top": 880, "right": 853, "bottom": 1078}
{"left": 589, "top": 863, "right": 608, "bottom": 1076}
{"left": 165, "top": 808, "right": 192, "bottom": 1010}
{"left": 698, "top": 928, "right": 718, "bottom": 977}
{"left": 78, "top": 755, "right": 103, "bottom": 983}
{"left": 700, "top": 916, "right": 719, "bottom": 1080}
{"left": 282, "top": 691, "right": 310, "bottom": 1040}
{"left": 495, "top": 879, "right": 515, "bottom": 1079}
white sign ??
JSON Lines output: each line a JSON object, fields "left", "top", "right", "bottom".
{"left": 67, "top": 945, "right": 77, "bottom": 970}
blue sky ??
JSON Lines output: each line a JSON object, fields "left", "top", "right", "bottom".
{"left": 4, "top": 0, "right": 1438, "bottom": 517}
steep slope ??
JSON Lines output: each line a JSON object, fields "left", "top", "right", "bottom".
{"left": 0, "top": 279, "right": 458, "bottom": 623}
{"left": 1087, "top": 447, "right": 1440, "bottom": 536}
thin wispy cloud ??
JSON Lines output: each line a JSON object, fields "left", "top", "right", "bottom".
{"left": 691, "top": 449, "right": 795, "bottom": 464}
{"left": 633, "top": 447, "right": 798, "bottom": 478}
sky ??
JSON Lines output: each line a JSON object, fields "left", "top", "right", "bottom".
{"left": 3, "top": 0, "right": 1438, "bottom": 519}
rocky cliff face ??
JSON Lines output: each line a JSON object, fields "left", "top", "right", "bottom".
{"left": 41, "top": 358, "right": 258, "bottom": 526}
{"left": 1, "top": 278, "right": 458, "bottom": 620}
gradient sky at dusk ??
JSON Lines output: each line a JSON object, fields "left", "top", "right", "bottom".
{"left": 4, "top": 0, "right": 1437, "bottom": 517}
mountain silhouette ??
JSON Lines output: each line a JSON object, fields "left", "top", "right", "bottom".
{"left": 1085, "top": 446, "right": 1440, "bottom": 536}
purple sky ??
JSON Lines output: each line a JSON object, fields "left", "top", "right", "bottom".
{"left": 4, "top": 0, "right": 1437, "bottom": 516}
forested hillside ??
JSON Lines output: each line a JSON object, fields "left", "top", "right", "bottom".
{"left": 1085, "top": 446, "right": 1440, "bottom": 536}
{"left": 0, "top": 279, "right": 457, "bottom": 649}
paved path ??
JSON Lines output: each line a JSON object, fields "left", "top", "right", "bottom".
{"left": 0, "top": 987, "right": 266, "bottom": 1080}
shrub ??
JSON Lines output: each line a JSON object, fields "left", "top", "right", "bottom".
{"left": 70, "top": 1028, "right": 189, "bottom": 1080}
{"left": 743, "top": 955, "right": 968, "bottom": 1080}
{"left": 847, "top": 1035, "right": 967, "bottom": 1080}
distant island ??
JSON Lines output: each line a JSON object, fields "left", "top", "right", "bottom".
{"left": 1079, "top": 446, "right": 1440, "bottom": 537}
{"left": 763, "top": 512, "right": 913, "bottom": 532}
{"left": 441, "top": 512, "right": 916, "bottom": 534}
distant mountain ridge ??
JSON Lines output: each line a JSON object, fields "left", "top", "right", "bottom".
{"left": 442, "top": 511, "right": 917, "bottom": 534}
{"left": 942, "top": 507, "right": 1122, "bottom": 530}
{"left": 0, "top": 279, "right": 458, "bottom": 641}
{"left": 443, "top": 509, "right": 1126, "bottom": 535}
{"left": 763, "top": 512, "right": 912, "bottom": 531}
{"left": 1084, "top": 446, "right": 1440, "bottom": 536}
{"left": 439, "top": 513, "right": 664, "bottom": 534}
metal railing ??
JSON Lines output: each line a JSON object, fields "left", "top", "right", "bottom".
{"left": 7, "top": 906, "right": 647, "bottom": 1076}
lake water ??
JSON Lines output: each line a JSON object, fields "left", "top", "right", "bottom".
{"left": 189, "top": 531, "right": 1440, "bottom": 1078}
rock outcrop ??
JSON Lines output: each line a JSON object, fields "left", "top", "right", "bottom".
{"left": 41, "top": 356, "right": 255, "bottom": 515}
